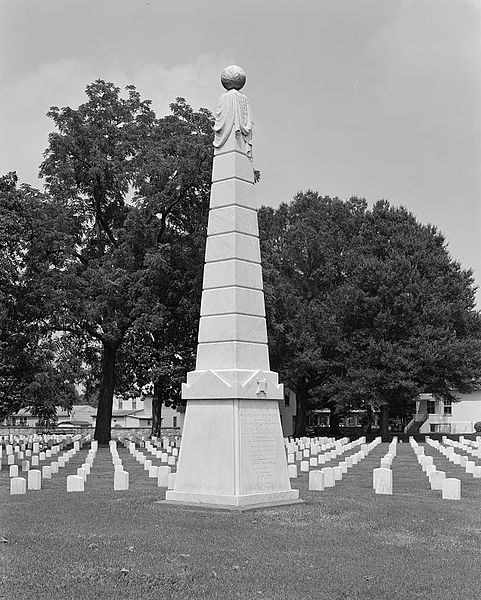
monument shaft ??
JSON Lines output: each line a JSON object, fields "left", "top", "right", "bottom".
{"left": 165, "top": 69, "right": 299, "bottom": 507}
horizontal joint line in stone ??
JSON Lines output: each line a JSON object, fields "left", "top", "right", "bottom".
{"left": 211, "top": 176, "right": 254, "bottom": 185}
{"left": 208, "top": 202, "right": 258, "bottom": 212}
{"left": 214, "top": 149, "right": 250, "bottom": 158}
{"left": 197, "top": 340, "right": 267, "bottom": 346}
{"left": 209, "top": 204, "right": 257, "bottom": 213}
{"left": 205, "top": 257, "right": 260, "bottom": 265}
{"left": 203, "top": 284, "right": 263, "bottom": 291}
{"left": 201, "top": 311, "right": 264, "bottom": 318}
{"left": 207, "top": 230, "right": 258, "bottom": 239}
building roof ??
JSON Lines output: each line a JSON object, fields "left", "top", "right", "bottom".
{"left": 12, "top": 404, "right": 96, "bottom": 418}
{"left": 94, "top": 409, "right": 144, "bottom": 417}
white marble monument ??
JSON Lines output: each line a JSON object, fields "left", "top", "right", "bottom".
{"left": 165, "top": 66, "right": 299, "bottom": 509}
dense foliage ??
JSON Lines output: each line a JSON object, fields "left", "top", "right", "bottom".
{"left": 1, "top": 82, "right": 480, "bottom": 441}
{"left": 259, "top": 192, "right": 481, "bottom": 437}
{"left": 0, "top": 82, "right": 213, "bottom": 440}
{"left": 0, "top": 172, "right": 79, "bottom": 424}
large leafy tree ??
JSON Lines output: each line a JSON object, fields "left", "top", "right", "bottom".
{"left": 259, "top": 191, "right": 367, "bottom": 435}
{"left": 116, "top": 224, "right": 207, "bottom": 436}
{"left": 0, "top": 172, "right": 79, "bottom": 424}
{"left": 39, "top": 81, "right": 213, "bottom": 442}
{"left": 260, "top": 193, "right": 481, "bottom": 438}
{"left": 323, "top": 200, "right": 481, "bottom": 439}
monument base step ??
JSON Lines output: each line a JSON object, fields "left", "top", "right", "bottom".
{"left": 160, "top": 491, "right": 302, "bottom": 512}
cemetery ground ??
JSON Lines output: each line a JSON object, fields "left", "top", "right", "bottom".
{"left": 1, "top": 442, "right": 480, "bottom": 600}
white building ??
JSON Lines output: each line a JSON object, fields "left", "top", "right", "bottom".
{"left": 410, "top": 391, "right": 481, "bottom": 434}
{"left": 91, "top": 395, "right": 184, "bottom": 430}
{"left": 2, "top": 396, "right": 184, "bottom": 431}
{"left": 1, "top": 404, "right": 96, "bottom": 428}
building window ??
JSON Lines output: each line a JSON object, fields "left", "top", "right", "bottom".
{"left": 444, "top": 400, "right": 452, "bottom": 415}
{"left": 173, "top": 416, "right": 177, "bottom": 428}
{"left": 430, "top": 424, "right": 437, "bottom": 433}
{"left": 284, "top": 393, "right": 290, "bottom": 407}
{"left": 427, "top": 400, "right": 436, "bottom": 414}
{"left": 292, "top": 415, "right": 296, "bottom": 431}
{"left": 132, "top": 400, "right": 136, "bottom": 410}
{"left": 118, "top": 399, "right": 123, "bottom": 409}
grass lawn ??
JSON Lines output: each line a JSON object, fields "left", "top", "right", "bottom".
{"left": 1, "top": 441, "right": 480, "bottom": 600}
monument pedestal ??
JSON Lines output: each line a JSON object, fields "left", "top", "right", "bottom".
{"left": 165, "top": 399, "right": 299, "bottom": 507}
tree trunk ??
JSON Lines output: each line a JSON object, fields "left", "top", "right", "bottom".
{"left": 294, "top": 382, "right": 308, "bottom": 437}
{"left": 365, "top": 405, "right": 373, "bottom": 435}
{"left": 329, "top": 408, "right": 341, "bottom": 436}
{"left": 151, "top": 381, "right": 163, "bottom": 437}
{"left": 94, "top": 341, "right": 119, "bottom": 444}
{"left": 380, "top": 404, "right": 390, "bottom": 442}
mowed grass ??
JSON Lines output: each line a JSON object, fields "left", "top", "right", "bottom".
{"left": 1, "top": 441, "right": 481, "bottom": 600}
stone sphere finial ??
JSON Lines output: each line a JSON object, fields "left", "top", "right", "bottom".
{"left": 221, "top": 65, "right": 246, "bottom": 91}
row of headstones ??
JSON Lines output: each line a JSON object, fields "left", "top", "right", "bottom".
{"left": 441, "top": 436, "right": 481, "bottom": 461}
{"left": 306, "top": 437, "right": 382, "bottom": 490}
{"left": 372, "top": 438, "right": 399, "bottom": 494}
{"left": 66, "top": 438, "right": 178, "bottom": 493}
{"left": 286, "top": 436, "right": 353, "bottom": 462}
{"left": 1, "top": 432, "right": 82, "bottom": 456}
{"left": 410, "top": 439, "right": 461, "bottom": 500}
{"left": 285, "top": 436, "right": 351, "bottom": 459}
{"left": 66, "top": 441, "right": 98, "bottom": 492}
{"left": 1, "top": 432, "right": 88, "bottom": 470}
{"left": 6, "top": 438, "right": 87, "bottom": 478}
{"left": 144, "top": 439, "right": 179, "bottom": 463}
{"left": 10, "top": 437, "right": 91, "bottom": 495}
{"left": 2, "top": 433, "right": 58, "bottom": 452}
{"left": 451, "top": 435, "right": 481, "bottom": 454}
{"left": 124, "top": 439, "right": 176, "bottom": 489}
{"left": 289, "top": 437, "right": 372, "bottom": 476}
{"left": 425, "top": 438, "right": 481, "bottom": 477}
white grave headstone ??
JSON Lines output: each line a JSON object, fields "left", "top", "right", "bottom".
{"left": 308, "top": 470, "right": 324, "bottom": 491}
{"left": 157, "top": 466, "right": 171, "bottom": 487}
{"left": 322, "top": 467, "right": 335, "bottom": 488}
{"left": 168, "top": 472, "right": 176, "bottom": 490}
{"left": 114, "top": 470, "right": 129, "bottom": 491}
{"left": 373, "top": 468, "right": 392, "bottom": 495}
{"left": 67, "top": 475, "right": 84, "bottom": 492}
{"left": 288, "top": 464, "right": 297, "bottom": 478}
{"left": 333, "top": 466, "right": 343, "bottom": 481}
{"left": 429, "top": 471, "right": 446, "bottom": 490}
{"left": 442, "top": 478, "right": 461, "bottom": 500}
{"left": 148, "top": 465, "right": 159, "bottom": 478}
{"left": 28, "top": 469, "right": 42, "bottom": 490}
{"left": 10, "top": 477, "right": 26, "bottom": 495}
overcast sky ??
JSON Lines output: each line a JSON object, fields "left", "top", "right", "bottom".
{"left": 1, "top": 0, "right": 480, "bottom": 305}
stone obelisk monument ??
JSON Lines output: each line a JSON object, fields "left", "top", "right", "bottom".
{"left": 165, "top": 66, "right": 299, "bottom": 508}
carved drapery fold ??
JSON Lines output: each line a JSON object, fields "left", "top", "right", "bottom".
{"left": 213, "top": 89, "right": 253, "bottom": 157}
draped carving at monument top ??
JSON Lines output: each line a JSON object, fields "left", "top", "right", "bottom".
{"left": 213, "top": 89, "right": 253, "bottom": 157}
